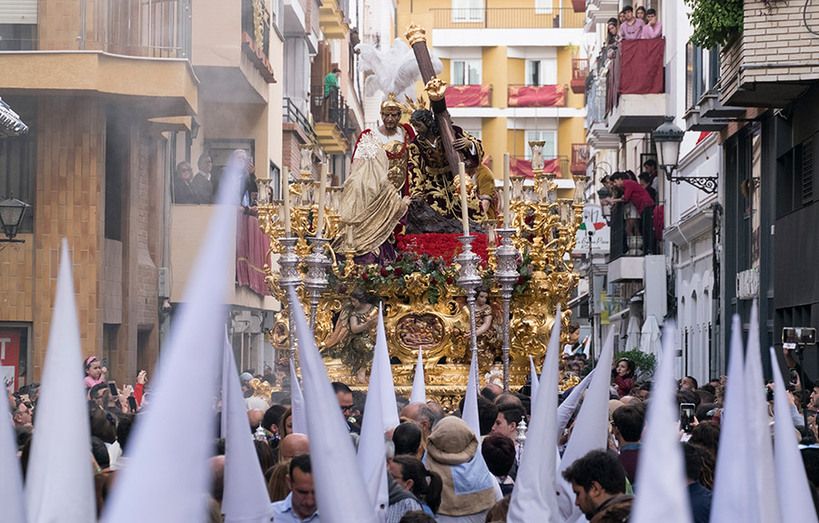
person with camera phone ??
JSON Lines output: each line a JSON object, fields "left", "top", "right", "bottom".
{"left": 679, "top": 402, "right": 696, "bottom": 437}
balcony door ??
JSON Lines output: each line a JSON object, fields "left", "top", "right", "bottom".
{"left": 525, "top": 59, "right": 557, "bottom": 86}
{"left": 452, "top": 59, "right": 482, "bottom": 86}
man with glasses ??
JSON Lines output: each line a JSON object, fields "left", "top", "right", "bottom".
{"left": 331, "top": 381, "right": 360, "bottom": 434}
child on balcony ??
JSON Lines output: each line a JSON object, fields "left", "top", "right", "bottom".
{"left": 618, "top": 6, "right": 644, "bottom": 41}
{"left": 641, "top": 8, "right": 663, "bottom": 39}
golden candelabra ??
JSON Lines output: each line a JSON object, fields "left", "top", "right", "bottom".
{"left": 255, "top": 141, "right": 587, "bottom": 402}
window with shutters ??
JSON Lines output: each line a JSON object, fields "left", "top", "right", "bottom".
{"left": 0, "top": 0, "right": 37, "bottom": 50}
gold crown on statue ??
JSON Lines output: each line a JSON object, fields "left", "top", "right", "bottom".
{"left": 380, "top": 93, "right": 405, "bottom": 113}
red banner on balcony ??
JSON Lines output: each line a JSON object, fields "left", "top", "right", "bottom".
{"left": 509, "top": 157, "right": 562, "bottom": 178}
{"left": 236, "top": 212, "right": 271, "bottom": 296}
{"left": 619, "top": 38, "right": 664, "bottom": 95}
{"left": 445, "top": 85, "right": 492, "bottom": 107}
{"left": 508, "top": 84, "right": 565, "bottom": 107}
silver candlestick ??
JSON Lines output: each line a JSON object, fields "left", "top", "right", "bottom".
{"left": 494, "top": 227, "right": 519, "bottom": 392}
{"left": 304, "top": 236, "right": 331, "bottom": 329}
{"left": 456, "top": 235, "right": 482, "bottom": 387}
{"left": 278, "top": 237, "right": 301, "bottom": 362}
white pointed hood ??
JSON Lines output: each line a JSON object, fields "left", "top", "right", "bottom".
{"left": 710, "top": 315, "right": 754, "bottom": 522}
{"left": 770, "top": 346, "right": 818, "bottom": 523}
{"left": 462, "top": 349, "right": 481, "bottom": 437}
{"left": 25, "top": 240, "right": 96, "bottom": 523}
{"left": 102, "top": 158, "right": 243, "bottom": 522}
{"left": 289, "top": 357, "right": 307, "bottom": 435}
{"left": 558, "top": 327, "right": 615, "bottom": 520}
{"left": 357, "top": 307, "right": 391, "bottom": 518}
{"left": 372, "top": 304, "right": 399, "bottom": 431}
{"left": 288, "top": 287, "right": 378, "bottom": 523}
{"left": 744, "top": 301, "right": 780, "bottom": 522}
{"left": 222, "top": 335, "right": 273, "bottom": 522}
{"left": 631, "top": 322, "right": 692, "bottom": 523}
{"left": 507, "top": 307, "right": 562, "bottom": 521}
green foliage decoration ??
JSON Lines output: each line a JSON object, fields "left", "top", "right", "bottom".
{"left": 684, "top": 0, "right": 744, "bottom": 49}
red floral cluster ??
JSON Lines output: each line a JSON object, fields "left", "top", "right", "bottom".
{"left": 396, "top": 233, "right": 489, "bottom": 263}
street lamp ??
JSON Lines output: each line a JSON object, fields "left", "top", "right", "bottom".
{"left": 652, "top": 117, "right": 718, "bottom": 194}
{"left": 0, "top": 197, "right": 30, "bottom": 242}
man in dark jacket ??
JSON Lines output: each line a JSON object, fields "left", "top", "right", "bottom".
{"left": 562, "top": 450, "right": 633, "bottom": 522}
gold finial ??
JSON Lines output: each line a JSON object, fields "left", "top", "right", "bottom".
{"left": 424, "top": 77, "right": 447, "bottom": 102}
{"left": 405, "top": 24, "right": 427, "bottom": 46}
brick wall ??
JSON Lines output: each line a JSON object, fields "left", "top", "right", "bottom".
{"left": 32, "top": 96, "right": 106, "bottom": 377}
{"left": 742, "top": 1, "right": 819, "bottom": 79}
{"left": 282, "top": 126, "right": 307, "bottom": 174}
{"left": 721, "top": 1, "right": 819, "bottom": 104}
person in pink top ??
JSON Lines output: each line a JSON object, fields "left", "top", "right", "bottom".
{"left": 618, "top": 6, "right": 644, "bottom": 41}
{"left": 641, "top": 8, "right": 663, "bottom": 39}
{"left": 84, "top": 355, "right": 107, "bottom": 389}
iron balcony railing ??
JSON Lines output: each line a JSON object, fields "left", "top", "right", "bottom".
{"left": 431, "top": 7, "right": 585, "bottom": 29}
{"left": 609, "top": 202, "right": 658, "bottom": 263}
{"left": 311, "top": 85, "right": 350, "bottom": 136}
{"left": 282, "top": 97, "right": 318, "bottom": 144}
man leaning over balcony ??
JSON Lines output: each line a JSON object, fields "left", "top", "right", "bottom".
{"left": 609, "top": 171, "right": 654, "bottom": 256}
{"left": 618, "top": 6, "right": 644, "bottom": 41}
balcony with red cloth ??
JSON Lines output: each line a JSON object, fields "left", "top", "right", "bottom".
{"left": 605, "top": 38, "right": 667, "bottom": 134}
{"left": 508, "top": 84, "right": 566, "bottom": 108}
{"left": 445, "top": 84, "right": 493, "bottom": 107}
{"left": 235, "top": 212, "right": 271, "bottom": 297}
{"left": 509, "top": 156, "right": 568, "bottom": 178}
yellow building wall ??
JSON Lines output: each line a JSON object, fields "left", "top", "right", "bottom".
{"left": 482, "top": 117, "right": 507, "bottom": 176}
{"left": 558, "top": 118, "right": 585, "bottom": 165}
{"left": 557, "top": 46, "right": 583, "bottom": 109}
{"left": 482, "top": 47, "right": 507, "bottom": 109}
{"left": 507, "top": 129, "right": 526, "bottom": 158}
{"left": 396, "top": 0, "right": 435, "bottom": 35}
{"left": 439, "top": 58, "right": 451, "bottom": 84}
{"left": 507, "top": 58, "right": 526, "bottom": 87}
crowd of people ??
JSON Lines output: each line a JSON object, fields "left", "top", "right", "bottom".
{"left": 607, "top": 5, "right": 664, "bottom": 44}
{"left": 7, "top": 332, "right": 819, "bottom": 522}
{"left": 173, "top": 150, "right": 260, "bottom": 207}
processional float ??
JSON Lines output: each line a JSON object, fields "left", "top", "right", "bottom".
{"left": 255, "top": 26, "right": 587, "bottom": 408}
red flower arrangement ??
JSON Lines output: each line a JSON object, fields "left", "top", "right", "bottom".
{"left": 396, "top": 233, "right": 490, "bottom": 263}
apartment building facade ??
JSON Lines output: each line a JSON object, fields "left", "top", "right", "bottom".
{"left": 583, "top": 0, "right": 819, "bottom": 380}
{"left": 396, "top": 0, "right": 590, "bottom": 183}
{"left": 0, "top": 0, "right": 285, "bottom": 384}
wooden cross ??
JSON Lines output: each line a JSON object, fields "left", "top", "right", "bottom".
{"left": 405, "top": 25, "right": 463, "bottom": 177}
